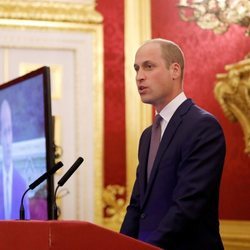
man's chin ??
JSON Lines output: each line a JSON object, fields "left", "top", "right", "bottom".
{"left": 140, "top": 97, "right": 153, "bottom": 105}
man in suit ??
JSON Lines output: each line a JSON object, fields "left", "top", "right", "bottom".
{"left": 0, "top": 99, "right": 30, "bottom": 219}
{"left": 120, "top": 38, "right": 226, "bottom": 250}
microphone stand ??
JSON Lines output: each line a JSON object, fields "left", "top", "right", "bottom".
{"left": 19, "top": 161, "right": 63, "bottom": 220}
{"left": 19, "top": 188, "right": 31, "bottom": 220}
{"left": 52, "top": 157, "right": 83, "bottom": 220}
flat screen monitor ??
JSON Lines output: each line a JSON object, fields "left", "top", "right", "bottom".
{"left": 0, "top": 66, "right": 55, "bottom": 220}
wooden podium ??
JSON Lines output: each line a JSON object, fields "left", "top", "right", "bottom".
{"left": 0, "top": 220, "right": 160, "bottom": 250}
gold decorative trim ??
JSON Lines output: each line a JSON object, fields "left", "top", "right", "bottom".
{"left": 125, "top": 0, "right": 152, "bottom": 202}
{"left": 0, "top": 1, "right": 102, "bottom": 25}
{"left": 214, "top": 55, "right": 250, "bottom": 155}
{"left": 221, "top": 220, "right": 250, "bottom": 250}
{"left": 92, "top": 26, "right": 104, "bottom": 225}
{"left": 103, "top": 185, "right": 126, "bottom": 231}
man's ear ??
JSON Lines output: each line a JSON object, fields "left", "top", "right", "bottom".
{"left": 170, "top": 63, "right": 181, "bottom": 80}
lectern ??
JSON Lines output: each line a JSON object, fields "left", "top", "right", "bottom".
{"left": 0, "top": 220, "right": 160, "bottom": 250}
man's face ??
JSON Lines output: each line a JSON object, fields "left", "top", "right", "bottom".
{"left": 134, "top": 42, "right": 175, "bottom": 112}
{"left": 1, "top": 103, "right": 13, "bottom": 171}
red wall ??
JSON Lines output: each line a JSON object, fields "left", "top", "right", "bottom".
{"left": 96, "top": 0, "right": 126, "bottom": 187}
{"left": 151, "top": 0, "right": 250, "bottom": 220}
{"left": 96, "top": 0, "right": 250, "bottom": 220}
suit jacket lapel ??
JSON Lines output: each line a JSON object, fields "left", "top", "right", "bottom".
{"left": 141, "top": 99, "right": 194, "bottom": 208}
{"left": 139, "top": 128, "right": 151, "bottom": 204}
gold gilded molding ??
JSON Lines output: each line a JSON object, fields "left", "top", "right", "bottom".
{"left": 103, "top": 185, "right": 126, "bottom": 231}
{"left": 0, "top": 1, "right": 103, "bottom": 26}
{"left": 214, "top": 55, "right": 250, "bottom": 155}
{"left": 220, "top": 220, "right": 250, "bottom": 250}
{"left": 92, "top": 26, "right": 104, "bottom": 225}
{"left": 125, "top": 0, "right": 152, "bottom": 205}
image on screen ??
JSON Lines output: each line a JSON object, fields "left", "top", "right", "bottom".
{"left": 0, "top": 67, "right": 54, "bottom": 220}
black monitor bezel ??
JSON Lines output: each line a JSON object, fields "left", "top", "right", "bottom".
{"left": 0, "top": 66, "right": 55, "bottom": 220}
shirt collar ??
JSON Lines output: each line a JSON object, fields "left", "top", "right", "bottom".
{"left": 159, "top": 92, "right": 187, "bottom": 123}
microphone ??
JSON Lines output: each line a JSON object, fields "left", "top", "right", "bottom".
{"left": 53, "top": 157, "right": 84, "bottom": 219}
{"left": 19, "top": 161, "right": 63, "bottom": 220}
{"left": 29, "top": 161, "right": 63, "bottom": 190}
{"left": 57, "top": 157, "right": 83, "bottom": 187}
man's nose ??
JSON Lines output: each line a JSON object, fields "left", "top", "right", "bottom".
{"left": 136, "top": 69, "right": 146, "bottom": 81}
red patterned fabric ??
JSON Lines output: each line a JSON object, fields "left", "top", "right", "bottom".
{"left": 151, "top": 0, "right": 250, "bottom": 220}
{"left": 96, "top": 1, "right": 126, "bottom": 186}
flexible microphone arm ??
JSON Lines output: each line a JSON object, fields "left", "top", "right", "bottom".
{"left": 19, "top": 188, "right": 31, "bottom": 220}
{"left": 19, "top": 161, "right": 63, "bottom": 220}
{"left": 53, "top": 157, "right": 84, "bottom": 220}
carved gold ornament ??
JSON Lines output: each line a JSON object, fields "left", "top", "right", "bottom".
{"left": 214, "top": 55, "right": 250, "bottom": 155}
{"left": 0, "top": 0, "right": 103, "bottom": 29}
{"left": 103, "top": 185, "right": 126, "bottom": 231}
{"left": 178, "top": 0, "right": 250, "bottom": 36}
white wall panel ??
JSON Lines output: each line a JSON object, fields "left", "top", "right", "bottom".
{"left": 0, "top": 28, "right": 98, "bottom": 221}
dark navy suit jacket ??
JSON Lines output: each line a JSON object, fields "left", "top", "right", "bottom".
{"left": 120, "top": 99, "right": 226, "bottom": 250}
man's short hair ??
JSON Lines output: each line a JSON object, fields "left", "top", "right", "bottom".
{"left": 145, "top": 38, "right": 185, "bottom": 80}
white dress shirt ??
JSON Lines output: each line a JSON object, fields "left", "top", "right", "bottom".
{"left": 158, "top": 92, "right": 187, "bottom": 138}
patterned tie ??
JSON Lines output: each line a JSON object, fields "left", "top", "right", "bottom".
{"left": 147, "top": 114, "right": 162, "bottom": 181}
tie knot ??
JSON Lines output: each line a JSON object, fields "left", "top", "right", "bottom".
{"left": 153, "top": 114, "right": 162, "bottom": 128}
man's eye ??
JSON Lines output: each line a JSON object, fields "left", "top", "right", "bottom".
{"left": 146, "top": 64, "right": 153, "bottom": 69}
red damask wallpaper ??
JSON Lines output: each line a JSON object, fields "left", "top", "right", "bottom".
{"left": 96, "top": 1, "right": 126, "bottom": 186}
{"left": 151, "top": 0, "right": 250, "bottom": 219}
{"left": 96, "top": 0, "right": 250, "bottom": 220}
